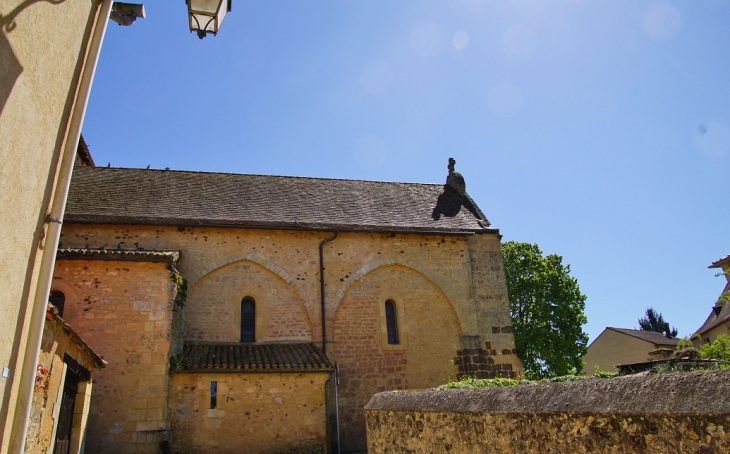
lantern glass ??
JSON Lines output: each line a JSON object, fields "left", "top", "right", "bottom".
{"left": 187, "top": 0, "right": 230, "bottom": 38}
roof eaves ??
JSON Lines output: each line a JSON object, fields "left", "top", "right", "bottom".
{"left": 709, "top": 254, "right": 730, "bottom": 269}
{"left": 63, "top": 217, "right": 499, "bottom": 236}
{"left": 47, "top": 305, "right": 105, "bottom": 369}
{"left": 57, "top": 248, "right": 181, "bottom": 264}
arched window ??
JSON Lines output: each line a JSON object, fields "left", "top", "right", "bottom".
{"left": 385, "top": 300, "right": 399, "bottom": 345}
{"left": 240, "top": 298, "right": 255, "bottom": 342}
{"left": 49, "top": 291, "right": 66, "bottom": 317}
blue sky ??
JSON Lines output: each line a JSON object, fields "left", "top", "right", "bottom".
{"left": 83, "top": 0, "right": 730, "bottom": 343}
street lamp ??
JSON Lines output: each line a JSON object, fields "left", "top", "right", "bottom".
{"left": 186, "top": 0, "right": 232, "bottom": 39}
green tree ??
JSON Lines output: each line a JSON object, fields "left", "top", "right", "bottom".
{"left": 638, "top": 307, "right": 677, "bottom": 338}
{"left": 698, "top": 333, "right": 730, "bottom": 361}
{"left": 502, "top": 241, "right": 589, "bottom": 379}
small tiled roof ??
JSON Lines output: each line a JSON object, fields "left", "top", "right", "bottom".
{"left": 65, "top": 166, "right": 495, "bottom": 234}
{"left": 56, "top": 248, "right": 180, "bottom": 264}
{"left": 606, "top": 327, "right": 681, "bottom": 347}
{"left": 172, "top": 342, "right": 333, "bottom": 373}
{"left": 709, "top": 254, "right": 730, "bottom": 269}
{"left": 75, "top": 134, "right": 95, "bottom": 167}
{"left": 46, "top": 305, "right": 106, "bottom": 369}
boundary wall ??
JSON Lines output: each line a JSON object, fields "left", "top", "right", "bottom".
{"left": 365, "top": 370, "right": 730, "bottom": 453}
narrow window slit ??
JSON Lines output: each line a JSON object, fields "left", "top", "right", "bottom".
{"left": 210, "top": 381, "right": 217, "bottom": 409}
{"left": 385, "top": 300, "right": 399, "bottom": 345}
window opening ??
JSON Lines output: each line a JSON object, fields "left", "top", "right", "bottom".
{"left": 49, "top": 291, "right": 66, "bottom": 317}
{"left": 241, "top": 298, "right": 255, "bottom": 342}
{"left": 210, "top": 381, "right": 217, "bottom": 409}
{"left": 385, "top": 300, "right": 399, "bottom": 345}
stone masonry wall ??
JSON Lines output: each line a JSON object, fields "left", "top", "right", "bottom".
{"left": 52, "top": 259, "right": 179, "bottom": 454}
{"left": 59, "top": 224, "right": 519, "bottom": 360}
{"left": 59, "top": 224, "right": 521, "bottom": 451}
{"left": 170, "top": 372, "right": 329, "bottom": 454}
{"left": 333, "top": 264, "right": 463, "bottom": 451}
{"left": 365, "top": 370, "right": 730, "bottom": 453}
{"left": 25, "top": 316, "right": 99, "bottom": 454}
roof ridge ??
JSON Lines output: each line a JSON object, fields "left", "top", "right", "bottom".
{"left": 78, "top": 165, "right": 445, "bottom": 187}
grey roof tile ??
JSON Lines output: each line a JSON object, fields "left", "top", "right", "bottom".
{"left": 65, "top": 167, "right": 494, "bottom": 234}
{"left": 606, "top": 327, "right": 681, "bottom": 347}
{"left": 172, "top": 342, "right": 333, "bottom": 372}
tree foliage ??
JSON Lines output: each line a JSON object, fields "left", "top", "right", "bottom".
{"left": 698, "top": 334, "right": 730, "bottom": 362}
{"left": 638, "top": 307, "right": 678, "bottom": 338}
{"left": 502, "top": 241, "right": 589, "bottom": 379}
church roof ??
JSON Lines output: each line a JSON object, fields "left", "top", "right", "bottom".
{"left": 171, "top": 342, "right": 333, "bottom": 373}
{"left": 604, "top": 327, "right": 681, "bottom": 347}
{"left": 64, "top": 166, "right": 495, "bottom": 234}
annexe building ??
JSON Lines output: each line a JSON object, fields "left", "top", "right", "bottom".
{"left": 52, "top": 159, "right": 521, "bottom": 452}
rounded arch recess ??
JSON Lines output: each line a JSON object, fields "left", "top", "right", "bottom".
{"left": 331, "top": 258, "right": 461, "bottom": 320}
{"left": 187, "top": 258, "right": 313, "bottom": 337}
{"left": 189, "top": 254, "right": 308, "bottom": 309}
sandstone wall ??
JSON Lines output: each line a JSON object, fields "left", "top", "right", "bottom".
{"left": 60, "top": 223, "right": 521, "bottom": 451}
{"left": 170, "top": 372, "right": 329, "bottom": 453}
{"left": 52, "top": 259, "right": 179, "bottom": 454}
{"left": 333, "top": 264, "right": 463, "bottom": 451}
{"left": 365, "top": 370, "right": 730, "bottom": 453}
{"left": 25, "top": 316, "right": 98, "bottom": 454}
{"left": 59, "top": 225, "right": 518, "bottom": 358}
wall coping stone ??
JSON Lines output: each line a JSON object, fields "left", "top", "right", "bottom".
{"left": 365, "top": 370, "right": 730, "bottom": 414}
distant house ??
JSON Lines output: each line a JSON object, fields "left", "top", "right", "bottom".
{"left": 693, "top": 254, "right": 730, "bottom": 345}
{"left": 582, "top": 328, "right": 680, "bottom": 373}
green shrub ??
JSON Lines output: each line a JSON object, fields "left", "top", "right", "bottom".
{"left": 698, "top": 334, "right": 730, "bottom": 361}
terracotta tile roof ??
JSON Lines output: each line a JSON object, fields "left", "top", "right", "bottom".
{"left": 65, "top": 167, "right": 495, "bottom": 234}
{"left": 606, "top": 327, "right": 681, "bottom": 347}
{"left": 172, "top": 342, "right": 333, "bottom": 373}
{"left": 46, "top": 305, "right": 106, "bottom": 369}
{"left": 56, "top": 248, "right": 180, "bottom": 264}
{"left": 709, "top": 253, "right": 730, "bottom": 269}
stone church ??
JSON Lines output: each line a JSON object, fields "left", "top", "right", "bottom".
{"left": 51, "top": 152, "right": 521, "bottom": 453}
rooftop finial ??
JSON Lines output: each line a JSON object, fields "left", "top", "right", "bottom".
{"left": 446, "top": 157, "right": 465, "bottom": 194}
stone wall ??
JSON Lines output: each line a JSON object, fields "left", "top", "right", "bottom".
{"left": 52, "top": 259, "right": 180, "bottom": 453}
{"left": 365, "top": 370, "right": 730, "bottom": 453}
{"left": 59, "top": 223, "right": 522, "bottom": 451}
{"left": 25, "top": 313, "right": 100, "bottom": 453}
{"left": 170, "top": 372, "right": 329, "bottom": 453}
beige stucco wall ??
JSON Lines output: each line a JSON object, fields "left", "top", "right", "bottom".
{"left": 52, "top": 258, "right": 180, "bottom": 453}
{"left": 582, "top": 329, "right": 658, "bottom": 373}
{"left": 0, "top": 1, "right": 102, "bottom": 449}
{"left": 170, "top": 372, "right": 329, "bottom": 453}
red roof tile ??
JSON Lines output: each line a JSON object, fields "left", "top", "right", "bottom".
{"left": 172, "top": 342, "right": 332, "bottom": 373}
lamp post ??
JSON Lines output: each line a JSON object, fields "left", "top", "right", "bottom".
{"left": 186, "top": 0, "right": 232, "bottom": 39}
